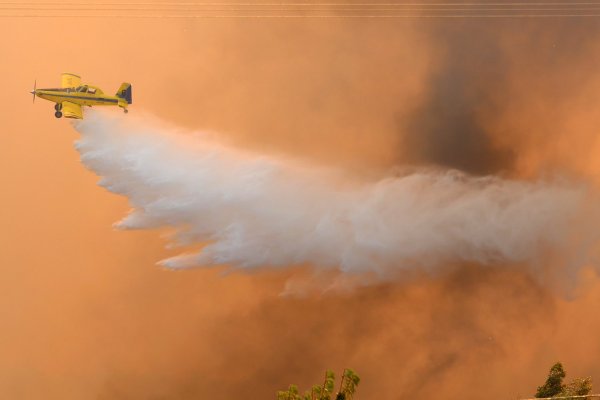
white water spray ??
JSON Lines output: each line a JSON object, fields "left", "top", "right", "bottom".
{"left": 73, "top": 110, "right": 597, "bottom": 277}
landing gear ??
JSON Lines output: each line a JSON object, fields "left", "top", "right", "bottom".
{"left": 123, "top": 108, "right": 128, "bottom": 114}
{"left": 54, "top": 102, "right": 63, "bottom": 117}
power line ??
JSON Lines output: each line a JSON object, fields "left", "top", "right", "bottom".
{"left": 4, "top": 2, "right": 600, "bottom": 17}
{"left": 3, "top": 1, "right": 600, "bottom": 5}
{"left": 3, "top": 4, "right": 600, "bottom": 7}
{"left": 2, "top": 12, "right": 600, "bottom": 17}
{"left": 520, "top": 395, "right": 600, "bottom": 400}
{"left": 3, "top": 6, "right": 600, "bottom": 10}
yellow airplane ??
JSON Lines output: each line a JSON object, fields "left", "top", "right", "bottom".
{"left": 30, "top": 73, "right": 132, "bottom": 119}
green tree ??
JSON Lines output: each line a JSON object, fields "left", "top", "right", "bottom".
{"left": 277, "top": 384, "right": 301, "bottom": 400}
{"left": 277, "top": 369, "right": 359, "bottom": 400}
{"left": 535, "top": 362, "right": 593, "bottom": 399}
{"left": 561, "top": 377, "right": 592, "bottom": 400}
{"left": 314, "top": 370, "right": 336, "bottom": 400}
{"left": 536, "top": 362, "right": 566, "bottom": 398}
{"left": 336, "top": 369, "right": 361, "bottom": 400}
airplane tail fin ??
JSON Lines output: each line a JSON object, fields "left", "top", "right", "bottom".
{"left": 116, "top": 83, "right": 132, "bottom": 104}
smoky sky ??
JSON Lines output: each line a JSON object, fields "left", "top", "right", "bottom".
{"left": 4, "top": 6, "right": 600, "bottom": 400}
{"left": 402, "top": 21, "right": 516, "bottom": 175}
{"left": 90, "top": 265, "right": 560, "bottom": 400}
{"left": 70, "top": 16, "right": 600, "bottom": 400}
{"left": 401, "top": 20, "right": 599, "bottom": 175}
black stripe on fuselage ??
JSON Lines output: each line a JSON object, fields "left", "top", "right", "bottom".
{"left": 41, "top": 92, "right": 119, "bottom": 104}
{"left": 41, "top": 88, "right": 71, "bottom": 92}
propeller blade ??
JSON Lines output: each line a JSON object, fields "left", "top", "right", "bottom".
{"left": 31, "top": 79, "right": 36, "bottom": 103}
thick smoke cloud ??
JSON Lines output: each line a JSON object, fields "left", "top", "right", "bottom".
{"left": 88, "top": 265, "right": 600, "bottom": 400}
{"left": 399, "top": 19, "right": 600, "bottom": 178}
{"left": 402, "top": 25, "right": 516, "bottom": 174}
{"left": 74, "top": 111, "right": 597, "bottom": 282}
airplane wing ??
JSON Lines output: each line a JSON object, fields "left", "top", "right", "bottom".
{"left": 61, "top": 101, "right": 83, "bottom": 119}
{"left": 61, "top": 72, "right": 81, "bottom": 88}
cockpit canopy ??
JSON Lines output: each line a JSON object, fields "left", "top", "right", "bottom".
{"left": 75, "top": 85, "right": 102, "bottom": 94}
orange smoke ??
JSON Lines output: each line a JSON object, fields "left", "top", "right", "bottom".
{"left": 1, "top": 4, "right": 600, "bottom": 400}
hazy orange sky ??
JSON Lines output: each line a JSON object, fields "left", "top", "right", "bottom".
{"left": 2, "top": 2, "right": 600, "bottom": 399}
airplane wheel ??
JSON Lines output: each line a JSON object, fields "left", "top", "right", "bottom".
{"left": 54, "top": 103, "right": 62, "bottom": 111}
{"left": 55, "top": 111, "right": 62, "bottom": 118}
{"left": 124, "top": 109, "right": 128, "bottom": 114}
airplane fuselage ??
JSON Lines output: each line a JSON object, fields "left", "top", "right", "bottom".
{"left": 34, "top": 88, "right": 129, "bottom": 109}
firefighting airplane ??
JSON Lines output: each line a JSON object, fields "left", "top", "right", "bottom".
{"left": 30, "top": 73, "right": 132, "bottom": 119}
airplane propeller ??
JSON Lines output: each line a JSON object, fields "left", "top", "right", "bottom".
{"left": 31, "top": 80, "right": 36, "bottom": 103}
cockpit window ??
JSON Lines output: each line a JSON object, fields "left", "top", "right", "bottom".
{"left": 77, "top": 86, "right": 87, "bottom": 93}
{"left": 87, "top": 87, "right": 96, "bottom": 94}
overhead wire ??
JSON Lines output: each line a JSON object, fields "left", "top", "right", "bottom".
{"left": 2, "top": 14, "right": 600, "bottom": 18}
{"left": 2, "top": 1, "right": 600, "bottom": 17}
{"left": 3, "top": 1, "right": 600, "bottom": 4}
{"left": 3, "top": 6, "right": 600, "bottom": 11}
